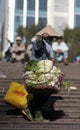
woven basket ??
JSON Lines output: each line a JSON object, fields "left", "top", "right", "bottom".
{"left": 26, "top": 81, "right": 62, "bottom": 96}
{"left": 24, "top": 73, "right": 64, "bottom": 95}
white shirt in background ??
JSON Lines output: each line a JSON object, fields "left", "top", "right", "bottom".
{"left": 52, "top": 41, "right": 69, "bottom": 52}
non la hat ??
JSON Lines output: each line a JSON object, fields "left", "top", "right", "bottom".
{"left": 36, "top": 25, "right": 59, "bottom": 37}
{"left": 16, "top": 36, "right": 22, "bottom": 41}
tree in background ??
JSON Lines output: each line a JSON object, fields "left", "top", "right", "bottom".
{"left": 17, "top": 24, "right": 45, "bottom": 61}
{"left": 17, "top": 24, "right": 80, "bottom": 62}
{"left": 64, "top": 27, "right": 80, "bottom": 62}
{"left": 17, "top": 24, "right": 45, "bottom": 45}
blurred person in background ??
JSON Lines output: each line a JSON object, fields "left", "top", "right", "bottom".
{"left": 26, "top": 37, "right": 34, "bottom": 61}
{"left": 12, "top": 36, "right": 25, "bottom": 63}
{"left": 2, "top": 38, "right": 14, "bottom": 61}
{"left": 76, "top": 55, "right": 80, "bottom": 63}
{"left": 31, "top": 33, "right": 54, "bottom": 63}
{"left": 52, "top": 36, "right": 69, "bottom": 65}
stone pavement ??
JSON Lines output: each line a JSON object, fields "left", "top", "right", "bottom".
{"left": 0, "top": 61, "right": 80, "bottom": 79}
{"left": 0, "top": 61, "right": 80, "bottom": 130}
{"left": 56, "top": 62, "right": 80, "bottom": 80}
{"left": 0, "top": 61, "right": 24, "bottom": 79}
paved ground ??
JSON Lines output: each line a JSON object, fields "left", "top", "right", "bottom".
{"left": 57, "top": 62, "right": 80, "bottom": 80}
{"left": 0, "top": 61, "right": 80, "bottom": 79}
{"left": 0, "top": 61, "right": 80, "bottom": 130}
{"left": 0, "top": 61, "right": 24, "bottom": 79}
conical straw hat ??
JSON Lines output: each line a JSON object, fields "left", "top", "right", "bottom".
{"left": 36, "top": 25, "right": 59, "bottom": 37}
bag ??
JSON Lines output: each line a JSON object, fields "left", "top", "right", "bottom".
{"left": 4, "top": 82, "right": 33, "bottom": 109}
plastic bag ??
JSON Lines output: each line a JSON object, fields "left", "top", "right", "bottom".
{"left": 4, "top": 82, "right": 30, "bottom": 109}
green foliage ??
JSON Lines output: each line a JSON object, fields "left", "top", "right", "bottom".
{"left": 24, "top": 60, "right": 38, "bottom": 72}
{"left": 63, "top": 81, "right": 74, "bottom": 88}
{"left": 17, "top": 24, "right": 45, "bottom": 44}
{"left": 64, "top": 27, "right": 80, "bottom": 61}
{"left": 63, "top": 80, "right": 76, "bottom": 94}
{"left": 17, "top": 26, "right": 25, "bottom": 38}
{"left": 0, "top": 52, "right": 2, "bottom": 60}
